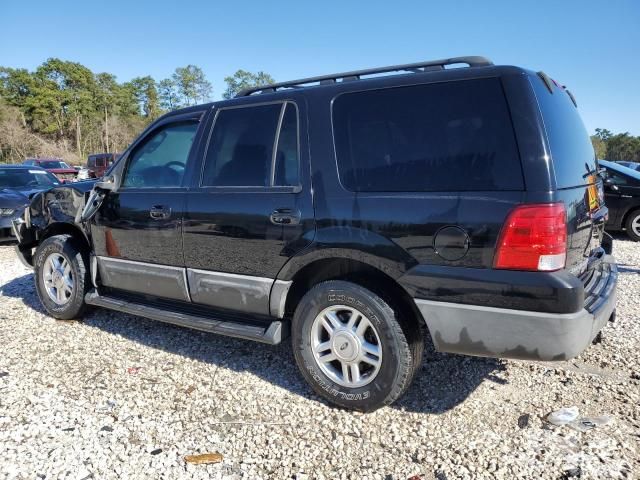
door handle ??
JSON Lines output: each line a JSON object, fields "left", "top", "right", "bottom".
{"left": 150, "top": 205, "right": 171, "bottom": 220}
{"left": 270, "top": 208, "right": 301, "bottom": 225}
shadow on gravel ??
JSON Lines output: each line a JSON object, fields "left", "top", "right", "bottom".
{"left": 1, "top": 273, "right": 504, "bottom": 414}
{"left": 608, "top": 231, "right": 637, "bottom": 244}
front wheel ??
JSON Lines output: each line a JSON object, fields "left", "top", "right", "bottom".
{"left": 34, "top": 234, "right": 91, "bottom": 320}
{"left": 625, "top": 210, "right": 640, "bottom": 241}
{"left": 292, "top": 280, "right": 422, "bottom": 411}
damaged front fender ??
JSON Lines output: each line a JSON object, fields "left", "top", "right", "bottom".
{"left": 13, "top": 181, "right": 97, "bottom": 267}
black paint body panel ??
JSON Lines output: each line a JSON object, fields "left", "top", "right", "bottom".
{"left": 16, "top": 64, "right": 612, "bottom": 329}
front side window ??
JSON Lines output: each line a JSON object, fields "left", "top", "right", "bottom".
{"left": 332, "top": 78, "right": 523, "bottom": 192}
{"left": 122, "top": 122, "right": 199, "bottom": 188}
{"left": 201, "top": 102, "right": 299, "bottom": 187}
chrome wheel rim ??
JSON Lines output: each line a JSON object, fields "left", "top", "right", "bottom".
{"left": 632, "top": 215, "right": 640, "bottom": 237}
{"left": 310, "top": 305, "right": 383, "bottom": 388}
{"left": 42, "top": 253, "right": 74, "bottom": 305}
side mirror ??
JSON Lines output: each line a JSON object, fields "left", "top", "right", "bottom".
{"left": 95, "top": 174, "right": 118, "bottom": 191}
{"left": 95, "top": 154, "right": 126, "bottom": 192}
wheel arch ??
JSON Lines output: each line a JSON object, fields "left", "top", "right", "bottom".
{"left": 281, "top": 256, "right": 426, "bottom": 333}
{"left": 39, "top": 222, "right": 91, "bottom": 257}
{"left": 622, "top": 205, "right": 640, "bottom": 231}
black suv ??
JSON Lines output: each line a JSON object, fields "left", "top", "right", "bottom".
{"left": 13, "top": 56, "right": 617, "bottom": 411}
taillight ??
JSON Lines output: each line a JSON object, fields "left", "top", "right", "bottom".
{"left": 494, "top": 203, "right": 567, "bottom": 272}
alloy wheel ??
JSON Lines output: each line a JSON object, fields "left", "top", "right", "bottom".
{"left": 42, "top": 253, "right": 74, "bottom": 305}
{"left": 310, "top": 305, "right": 383, "bottom": 388}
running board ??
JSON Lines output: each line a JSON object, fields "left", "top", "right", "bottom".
{"left": 85, "top": 291, "right": 286, "bottom": 344}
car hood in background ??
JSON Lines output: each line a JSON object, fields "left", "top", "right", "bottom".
{"left": 0, "top": 185, "right": 59, "bottom": 208}
{"left": 0, "top": 188, "right": 29, "bottom": 209}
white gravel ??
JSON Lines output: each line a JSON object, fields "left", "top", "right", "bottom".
{"left": 0, "top": 238, "right": 638, "bottom": 480}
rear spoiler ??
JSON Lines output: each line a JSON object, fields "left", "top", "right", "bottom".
{"left": 537, "top": 71, "right": 578, "bottom": 107}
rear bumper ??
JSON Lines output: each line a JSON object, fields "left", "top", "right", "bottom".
{"left": 414, "top": 255, "right": 618, "bottom": 361}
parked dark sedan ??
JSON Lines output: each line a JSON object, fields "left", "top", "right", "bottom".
{"left": 0, "top": 165, "right": 60, "bottom": 243}
{"left": 600, "top": 159, "right": 640, "bottom": 241}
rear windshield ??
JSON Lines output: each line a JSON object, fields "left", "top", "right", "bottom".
{"left": 332, "top": 78, "right": 523, "bottom": 192}
{"left": 530, "top": 76, "right": 597, "bottom": 188}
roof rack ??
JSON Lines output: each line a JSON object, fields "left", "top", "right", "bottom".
{"left": 236, "top": 56, "right": 493, "bottom": 97}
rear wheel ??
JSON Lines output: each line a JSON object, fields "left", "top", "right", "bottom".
{"left": 292, "top": 280, "right": 423, "bottom": 411}
{"left": 625, "top": 210, "right": 640, "bottom": 241}
{"left": 34, "top": 234, "right": 91, "bottom": 320}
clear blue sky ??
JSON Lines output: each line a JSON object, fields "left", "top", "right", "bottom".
{"left": 1, "top": 0, "right": 639, "bottom": 135}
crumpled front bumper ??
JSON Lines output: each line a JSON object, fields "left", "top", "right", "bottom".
{"left": 11, "top": 214, "right": 35, "bottom": 268}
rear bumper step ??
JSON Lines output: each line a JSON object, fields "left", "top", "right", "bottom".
{"left": 85, "top": 290, "right": 287, "bottom": 344}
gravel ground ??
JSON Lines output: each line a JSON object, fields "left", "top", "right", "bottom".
{"left": 0, "top": 238, "right": 638, "bottom": 480}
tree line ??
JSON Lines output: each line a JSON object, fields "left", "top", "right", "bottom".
{"left": 591, "top": 129, "right": 640, "bottom": 162}
{"left": 2, "top": 59, "right": 638, "bottom": 167}
{"left": 0, "top": 59, "right": 273, "bottom": 164}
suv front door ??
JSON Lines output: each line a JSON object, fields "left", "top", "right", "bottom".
{"left": 182, "top": 100, "right": 315, "bottom": 316}
{"left": 91, "top": 111, "right": 206, "bottom": 301}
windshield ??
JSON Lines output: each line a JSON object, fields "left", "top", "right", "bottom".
{"left": 599, "top": 159, "right": 640, "bottom": 181}
{"left": 39, "top": 160, "right": 71, "bottom": 169}
{"left": 0, "top": 169, "right": 61, "bottom": 189}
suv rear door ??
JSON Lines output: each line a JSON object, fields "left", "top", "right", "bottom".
{"left": 182, "top": 100, "right": 315, "bottom": 316}
{"left": 529, "top": 74, "right": 606, "bottom": 275}
{"left": 91, "top": 111, "right": 207, "bottom": 301}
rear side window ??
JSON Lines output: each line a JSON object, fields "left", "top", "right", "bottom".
{"left": 332, "top": 78, "right": 523, "bottom": 192}
{"left": 201, "top": 102, "right": 299, "bottom": 187}
{"left": 531, "top": 76, "right": 596, "bottom": 188}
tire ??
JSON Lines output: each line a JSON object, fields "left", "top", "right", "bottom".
{"left": 34, "top": 234, "right": 91, "bottom": 320}
{"left": 625, "top": 210, "right": 640, "bottom": 241}
{"left": 291, "top": 280, "right": 423, "bottom": 411}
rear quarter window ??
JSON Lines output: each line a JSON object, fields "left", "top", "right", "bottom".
{"left": 530, "top": 76, "right": 597, "bottom": 188}
{"left": 332, "top": 78, "right": 523, "bottom": 192}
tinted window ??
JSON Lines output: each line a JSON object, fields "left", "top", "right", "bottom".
{"left": 606, "top": 169, "right": 629, "bottom": 186}
{"left": 122, "top": 122, "right": 198, "bottom": 188}
{"left": 202, "top": 104, "right": 281, "bottom": 187}
{"left": 531, "top": 76, "right": 596, "bottom": 188}
{"left": 332, "top": 78, "right": 523, "bottom": 192}
{"left": 274, "top": 103, "right": 299, "bottom": 186}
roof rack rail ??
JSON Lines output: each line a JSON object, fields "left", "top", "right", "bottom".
{"left": 235, "top": 56, "right": 494, "bottom": 97}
